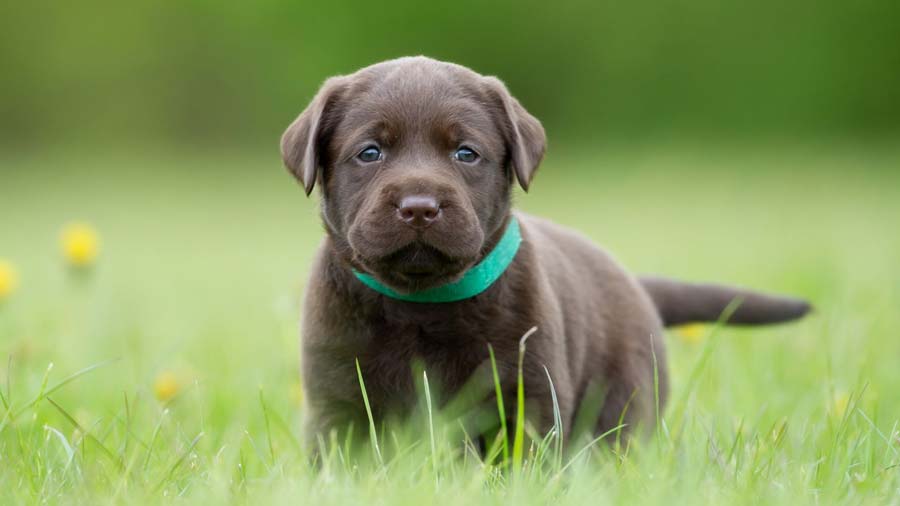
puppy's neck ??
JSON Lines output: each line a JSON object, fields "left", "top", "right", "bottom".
{"left": 351, "top": 216, "right": 521, "bottom": 303}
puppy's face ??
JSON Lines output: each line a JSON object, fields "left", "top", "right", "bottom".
{"left": 281, "top": 57, "right": 545, "bottom": 293}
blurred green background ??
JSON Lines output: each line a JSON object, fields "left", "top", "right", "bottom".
{"left": 2, "top": 1, "right": 900, "bottom": 503}
{"left": 1, "top": 0, "right": 899, "bottom": 409}
{"left": 2, "top": 0, "right": 899, "bottom": 150}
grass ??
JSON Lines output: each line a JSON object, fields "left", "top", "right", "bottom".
{"left": 1, "top": 139, "right": 899, "bottom": 504}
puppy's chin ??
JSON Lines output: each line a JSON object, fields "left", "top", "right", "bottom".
{"left": 355, "top": 243, "right": 476, "bottom": 294}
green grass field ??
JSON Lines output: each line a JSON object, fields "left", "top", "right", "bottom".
{"left": 1, "top": 140, "right": 899, "bottom": 504}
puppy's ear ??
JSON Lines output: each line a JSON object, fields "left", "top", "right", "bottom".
{"left": 483, "top": 77, "right": 546, "bottom": 192}
{"left": 280, "top": 76, "right": 347, "bottom": 195}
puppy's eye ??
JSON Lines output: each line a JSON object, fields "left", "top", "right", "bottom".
{"left": 453, "top": 147, "right": 479, "bottom": 163}
{"left": 357, "top": 146, "right": 382, "bottom": 163}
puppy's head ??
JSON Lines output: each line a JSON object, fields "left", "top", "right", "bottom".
{"left": 281, "top": 57, "right": 545, "bottom": 293}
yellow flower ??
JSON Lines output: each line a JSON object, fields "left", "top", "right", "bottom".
{"left": 154, "top": 371, "right": 181, "bottom": 402}
{"left": 674, "top": 323, "right": 707, "bottom": 345}
{"left": 830, "top": 390, "right": 850, "bottom": 419}
{"left": 0, "top": 259, "right": 18, "bottom": 300}
{"left": 61, "top": 223, "right": 100, "bottom": 267}
{"left": 289, "top": 381, "right": 304, "bottom": 407}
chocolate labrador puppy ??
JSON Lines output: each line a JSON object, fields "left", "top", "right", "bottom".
{"left": 281, "top": 56, "right": 809, "bottom": 448}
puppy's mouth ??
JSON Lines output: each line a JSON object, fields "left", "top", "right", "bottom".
{"left": 356, "top": 242, "right": 474, "bottom": 293}
{"left": 346, "top": 198, "right": 486, "bottom": 294}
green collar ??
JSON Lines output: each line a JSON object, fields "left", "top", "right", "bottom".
{"left": 353, "top": 218, "right": 522, "bottom": 303}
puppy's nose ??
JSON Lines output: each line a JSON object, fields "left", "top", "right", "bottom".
{"left": 397, "top": 195, "right": 441, "bottom": 228}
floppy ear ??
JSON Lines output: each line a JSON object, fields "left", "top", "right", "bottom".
{"left": 483, "top": 77, "right": 546, "bottom": 192}
{"left": 280, "top": 76, "right": 347, "bottom": 195}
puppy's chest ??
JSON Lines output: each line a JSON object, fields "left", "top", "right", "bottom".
{"left": 360, "top": 312, "right": 491, "bottom": 403}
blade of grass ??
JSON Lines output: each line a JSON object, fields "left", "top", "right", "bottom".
{"left": 151, "top": 432, "right": 204, "bottom": 493}
{"left": 726, "top": 417, "right": 746, "bottom": 478}
{"left": 512, "top": 326, "right": 538, "bottom": 475}
{"left": 355, "top": 358, "right": 383, "bottom": 465}
{"left": 651, "top": 333, "right": 664, "bottom": 448}
{"left": 481, "top": 426, "right": 507, "bottom": 468}
{"left": 1, "top": 362, "right": 54, "bottom": 432}
{"left": 44, "top": 424, "right": 77, "bottom": 469}
{"left": 542, "top": 365, "right": 564, "bottom": 471}
{"left": 857, "top": 407, "right": 899, "bottom": 458}
{"left": 243, "top": 430, "right": 273, "bottom": 472}
{"left": 121, "top": 392, "right": 131, "bottom": 457}
{"left": 423, "top": 370, "right": 437, "bottom": 475}
{"left": 260, "top": 398, "right": 303, "bottom": 458}
{"left": 487, "top": 344, "right": 509, "bottom": 467}
{"left": 2, "top": 359, "right": 118, "bottom": 432}
{"left": 342, "top": 423, "right": 356, "bottom": 470}
{"left": 259, "top": 389, "right": 276, "bottom": 466}
{"left": 0, "top": 368, "right": 8, "bottom": 411}
{"left": 143, "top": 409, "right": 169, "bottom": 473}
{"left": 553, "top": 423, "right": 627, "bottom": 479}
{"left": 4, "top": 355, "right": 11, "bottom": 408}
{"left": 46, "top": 397, "right": 124, "bottom": 471}
{"left": 613, "top": 389, "right": 637, "bottom": 455}
{"left": 669, "top": 299, "right": 742, "bottom": 433}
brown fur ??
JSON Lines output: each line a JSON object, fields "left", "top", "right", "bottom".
{"left": 280, "top": 56, "right": 810, "bottom": 447}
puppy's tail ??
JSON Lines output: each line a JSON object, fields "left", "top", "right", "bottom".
{"left": 639, "top": 276, "right": 811, "bottom": 327}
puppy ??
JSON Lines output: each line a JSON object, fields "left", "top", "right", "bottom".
{"left": 281, "top": 56, "right": 809, "bottom": 447}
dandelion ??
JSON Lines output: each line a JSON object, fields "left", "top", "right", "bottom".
{"left": 829, "top": 389, "right": 850, "bottom": 419}
{"left": 61, "top": 222, "right": 100, "bottom": 268}
{"left": 154, "top": 370, "right": 181, "bottom": 402}
{"left": 674, "top": 323, "right": 707, "bottom": 345}
{"left": 0, "top": 259, "right": 18, "bottom": 301}
{"left": 289, "top": 381, "right": 304, "bottom": 407}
